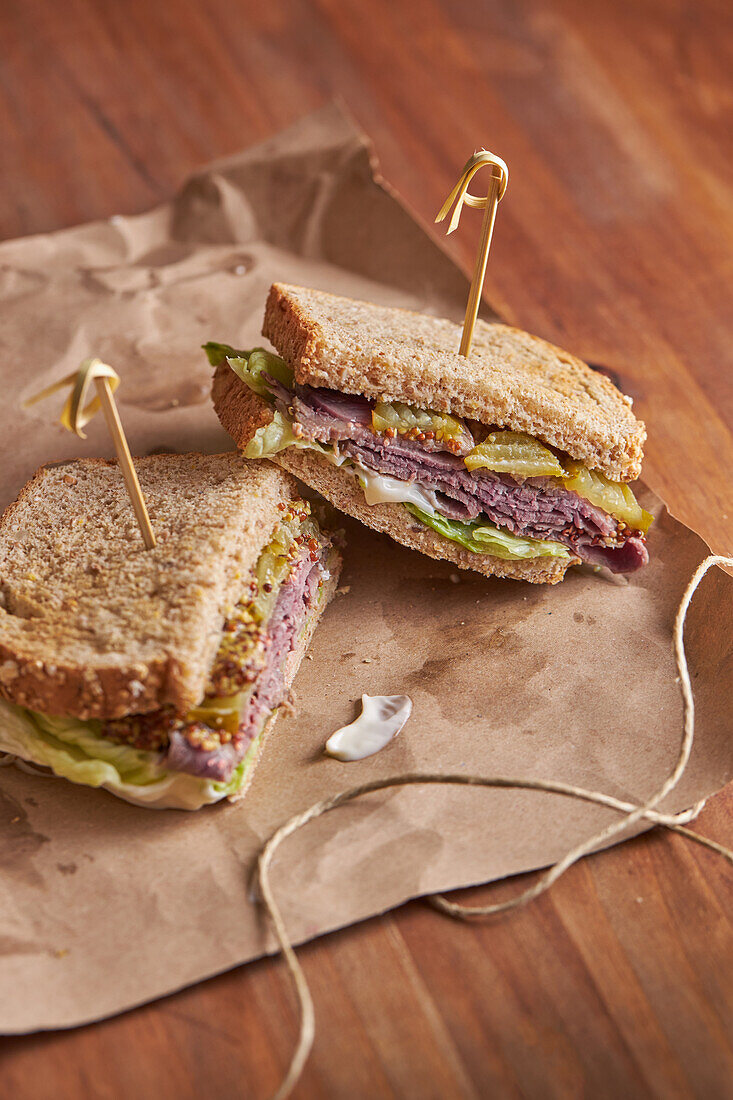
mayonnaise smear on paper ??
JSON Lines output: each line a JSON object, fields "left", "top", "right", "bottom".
{"left": 325, "top": 695, "right": 412, "bottom": 761}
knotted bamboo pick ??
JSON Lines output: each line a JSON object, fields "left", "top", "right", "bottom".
{"left": 24, "top": 358, "right": 156, "bottom": 549}
{"left": 436, "top": 149, "right": 509, "bottom": 357}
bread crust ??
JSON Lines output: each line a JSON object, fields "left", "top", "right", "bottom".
{"left": 0, "top": 454, "right": 302, "bottom": 720}
{"left": 263, "top": 283, "right": 646, "bottom": 482}
{"left": 212, "top": 358, "right": 274, "bottom": 447}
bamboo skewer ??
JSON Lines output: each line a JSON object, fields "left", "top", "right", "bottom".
{"left": 92, "top": 375, "right": 156, "bottom": 549}
{"left": 436, "top": 149, "right": 509, "bottom": 358}
{"left": 23, "top": 357, "right": 157, "bottom": 549}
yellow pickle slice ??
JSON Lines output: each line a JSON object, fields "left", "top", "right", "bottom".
{"left": 465, "top": 431, "right": 565, "bottom": 477}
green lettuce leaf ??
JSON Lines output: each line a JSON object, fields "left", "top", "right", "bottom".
{"left": 246, "top": 348, "right": 294, "bottom": 390}
{"left": 0, "top": 702, "right": 253, "bottom": 810}
{"left": 202, "top": 340, "right": 247, "bottom": 367}
{"left": 203, "top": 343, "right": 294, "bottom": 397}
{"left": 243, "top": 411, "right": 312, "bottom": 459}
{"left": 405, "top": 505, "right": 570, "bottom": 560}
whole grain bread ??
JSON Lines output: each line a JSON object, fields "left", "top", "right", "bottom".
{"left": 213, "top": 358, "right": 274, "bottom": 450}
{"left": 0, "top": 453, "right": 302, "bottom": 720}
{"left": 263, "top": 283, "right": 645, "bottom": 482}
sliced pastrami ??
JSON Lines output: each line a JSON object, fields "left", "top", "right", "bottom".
{"left": 288, "top": 386, "right": 372, "bottom": 446}
{"left": 267, "top": 379, "right": 647, "bottom": 573}
{"left": 341, "top": 431, "right": 466, "bottom": 478}
{"left": 343, "top": 434, "right": 645, "bottom": 573}
{"left": 288, "top": 388, "right": 646, "bottom": 573}
{"left": 579, "top": 536, "right": 649, "bottom": 573}
{"left": 235, "top": 548, "right": 322, "bottom": 746}
{"left": 165, "top": 729, "right": 241, "bottom": 783}
{"left": 290, "top": 385, "right": 473, "bottom": 456}
{"left": 160, "top": 542, "right": 329, "bottom": 782}
{"left": 296, "top": 386, "right": 372, "bottom": 427}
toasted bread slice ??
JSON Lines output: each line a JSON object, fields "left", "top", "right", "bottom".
{"left": 263, "top": 283, "right": 645, "bottom": 482}
{"left": 0, "top": 454, "right": 301, "bottom": 721}
{"left": 212, "top": 365, "right": 574, "bottom": 585}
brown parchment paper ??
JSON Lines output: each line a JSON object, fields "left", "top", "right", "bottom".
{"left": 0, "top": 104, "right": 730, "bottom": 1033}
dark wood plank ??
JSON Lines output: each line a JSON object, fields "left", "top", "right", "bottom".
{"left": 0, "top": 0, "right": 731, "bottom": 1096}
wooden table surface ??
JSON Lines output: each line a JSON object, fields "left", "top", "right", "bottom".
{"left": 2, "top": 1, "right": 732, "bottom": 1096}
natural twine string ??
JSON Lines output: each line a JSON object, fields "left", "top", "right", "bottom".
{"left": 256, "top": 555, "right": 733, "bottom": 1100}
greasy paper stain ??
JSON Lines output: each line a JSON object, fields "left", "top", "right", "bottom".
{"left": 0, "top": 788, "right": 49, "bottom": 886}
{"left": 0, "top": 935, "right": 46, "bottom": 957}
{"left": 373, "top": 561, "right": 549, "bottom": 725}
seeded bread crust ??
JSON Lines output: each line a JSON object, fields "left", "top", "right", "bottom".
{"left": 212, "top": 356, "right": 274, "bottom": 448}
{"left": 263, "top": 283, "right": 645, "bottom": 482}
{"left": 0, "top": 454, "right": 301, "bottom": 721}
{"left": 212, "top": 366, "right": 573, "bottom": 584}
{"left": 228, "top": 555, "right": 341, "bottom": 802}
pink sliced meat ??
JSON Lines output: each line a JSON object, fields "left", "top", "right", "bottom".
{"left": 162, "top": 540, "right": 329, "bottom": 782}
{"left": 291, "top": 384, "right": 474, "bottom": 455}
{"left": 284, "top": 384, "right": 648, "bottom": 574}
{"left": 296, "top": 386, "right": 373, "bottom": 427}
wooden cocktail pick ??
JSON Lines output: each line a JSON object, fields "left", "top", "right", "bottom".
{"left": 436, "top": 149, "right": 509, "bottom": 357}
{"left": 24, "top": 358, "right": 157, "bottom": 549}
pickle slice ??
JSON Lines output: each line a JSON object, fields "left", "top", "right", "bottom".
{"left": 562, "top": 461, "right": 653, "bottom": 533}
{"left": 465, "top": 432, "right": 564, "bottom": 477}
{"left": 372, "top": 401, "right": 472, "bottom": 454}
{"left": 187, "top": 690, "right": 254, "bottom": 737}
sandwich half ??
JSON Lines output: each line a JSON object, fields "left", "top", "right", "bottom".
{"left": 0, "top": 453, "right": 341, "bottom": 809}
{"left": 208, "top": 284, "right": 651, "bottom": 585}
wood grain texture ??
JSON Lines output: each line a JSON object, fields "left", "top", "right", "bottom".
{"left": 1, "top": 0, "right": 732, "bottom": 1096}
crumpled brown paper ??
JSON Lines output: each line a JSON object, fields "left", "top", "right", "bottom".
{"left": 0, "top": 104, "right": 730, "bottom": 1033}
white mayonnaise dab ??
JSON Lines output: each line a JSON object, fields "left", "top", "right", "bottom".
{"left": 357, "top": 470, "right": 441, "bottom": 512}
{"left": 317, "top": 448, "right": 440, "bottom": 515}
{"left": 325, "top": 695, "right": 413, "bottom": 762}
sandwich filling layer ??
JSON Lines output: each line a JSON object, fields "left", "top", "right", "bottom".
{"left": 0, "top": 503, "right": 337, "bottom": 809}
{"left": 207, "top": 345, "right": 651, "bottom": 574}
